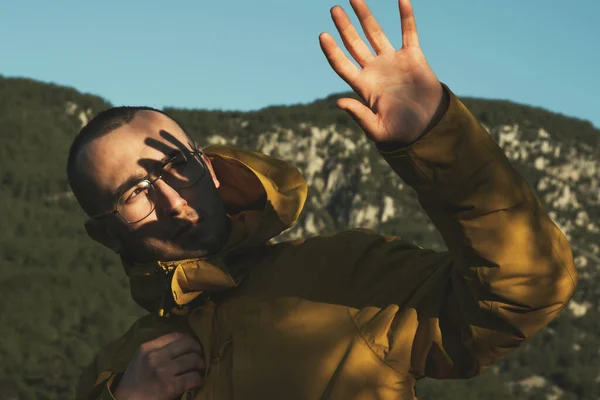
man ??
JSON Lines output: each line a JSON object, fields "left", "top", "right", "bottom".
{"left": 72, "top": 0, "right": 577, "bottom": 398}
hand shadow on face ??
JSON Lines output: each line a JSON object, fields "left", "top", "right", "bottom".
{"left": 135, "top": 129, "right": 205, "bottom": 188}
{"left": 139, "top": 129, "right": 198, "bottom": 169}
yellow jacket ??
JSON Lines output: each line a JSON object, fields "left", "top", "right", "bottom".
{"left": 76, "top": 86, "right": 577, "bottom": 400}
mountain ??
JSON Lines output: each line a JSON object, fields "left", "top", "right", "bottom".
{"left": 0, "top": 75, "right": 598, "bottom": 400}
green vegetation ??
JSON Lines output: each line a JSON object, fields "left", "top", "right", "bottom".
{"left": 0, "top": 75, "right": 597, "bottom": 399}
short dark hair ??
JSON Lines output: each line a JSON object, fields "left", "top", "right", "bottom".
{"left": 66, "top": 106, "right": 187, "bottom": 216}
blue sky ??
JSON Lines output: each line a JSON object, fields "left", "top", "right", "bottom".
{"left": 2, "top": 0, "right": 599, "bottom": 128}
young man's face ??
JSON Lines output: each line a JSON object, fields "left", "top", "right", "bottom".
{"left": 79, "top": 110, "right": 231, "bottom": 263}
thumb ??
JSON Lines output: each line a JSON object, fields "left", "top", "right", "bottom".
{"left": 336, "top": 98, "right": 379, "bottom": 140}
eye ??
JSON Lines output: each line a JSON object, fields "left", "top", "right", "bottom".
{"left": 170, "top": 153, "right": 188, "bottom": 167}
{"left": 129, "top": 187, "right": 145, "bottom": 199}
{"left": 124, "top": 181, "right": 150, "bottom": 203}
{"left": 176, "top": 152, "right": 187, "bottom": 162}
{"left": 164, "top": 153, "right": 189, "bottom": 176}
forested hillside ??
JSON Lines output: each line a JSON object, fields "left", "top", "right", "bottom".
{"left": 0, "top": 75, "right": 598, "bottom": 399}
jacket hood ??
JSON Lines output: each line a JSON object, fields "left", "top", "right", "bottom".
{"left": 122, "top": 144, "right": 308, "bottom": 314}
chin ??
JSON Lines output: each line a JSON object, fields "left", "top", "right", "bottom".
{"left": 157, "top": 232, "right": 224, "bottom": 262}
{"left": 186, "top": 215, "right": 231, "bottom": 254}
{"left": 185, "top": 230, "right": 227, "bottom": 256}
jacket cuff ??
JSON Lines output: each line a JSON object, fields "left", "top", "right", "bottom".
{"left": 376, "top": 83, "right": 521, "bottom": 205}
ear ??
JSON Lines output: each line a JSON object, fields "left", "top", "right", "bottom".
{"left": 84, "top": 218, "right": 122, "bottom": 253}
{"left": 200, "top": 151, "right": 220, "bottom": 189}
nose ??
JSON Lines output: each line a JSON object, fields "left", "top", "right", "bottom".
{"left": 153, "top": 179, "right": 187, "bottom": 217}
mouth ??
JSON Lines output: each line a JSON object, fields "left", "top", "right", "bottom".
{"left": 174, "top": 218, "right": 201, "bottom": 239}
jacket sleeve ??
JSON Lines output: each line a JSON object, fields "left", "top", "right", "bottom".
{"left": 337, "top": 83, "right": 577, "bottom": 379}
{"left": 75, "top": 343, "right": 123, "bottom": 400}
{"left": 75, "top": 369, "right": 119, "bottom": 400}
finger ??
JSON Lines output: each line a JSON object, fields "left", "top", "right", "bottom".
{"left": 399, "top": 0, "right": 419, "bottom": 48}
{"left": 161, "top": 336, "right": 204, "bottom": 359}
{"left": 144, "top": 137, "right": 178, "bottom": 158}
{"left": 171, "top": 353, "right": 205, "bottom": 376}
{"left": 319, "top": 32, "right": 361, "bottom": 89}
{"left": 141, "top": 332, "right": 188, "bottom": 351}
{"left": 330, "top": 6, "right": 374, "bottom": 67}
{"left": 349, "top": 0, "right": 395, "bottom": 54}
{"left": 336, "top": 98, "right": 381, "bottom": 140}
{"left": 173, "top": 371, "right": 203, "bottom": 395}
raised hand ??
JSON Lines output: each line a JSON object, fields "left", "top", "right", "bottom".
{"left": 319, "top": 0, "right": 448, "bottom": 146}
{"left": 113, "top": 332, "right": 205, "bottom": 400}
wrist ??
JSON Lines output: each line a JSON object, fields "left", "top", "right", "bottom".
{"left": 421, "top": 82, "right": 450, "bottom": 139}
{"left": 376, "top": 83, "right": 450, "bottom": 151}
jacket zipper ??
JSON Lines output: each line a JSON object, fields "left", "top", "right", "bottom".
{"left": 211, "top": 339, "right": 232, "bottom": 400}
{"left": 213, "top": 339, "right": 232, "bottom": 364}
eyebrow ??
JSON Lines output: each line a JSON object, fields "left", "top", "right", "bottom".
{"left": 111, "top": 148, "right": 182, "bottom": 200}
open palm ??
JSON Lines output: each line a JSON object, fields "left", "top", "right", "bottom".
{"left": 319, "top": 0, "right": 445, "bottom": 145}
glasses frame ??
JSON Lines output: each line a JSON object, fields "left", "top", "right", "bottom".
{"left": 89, "top": 149, "right": 207, "bottom": 224}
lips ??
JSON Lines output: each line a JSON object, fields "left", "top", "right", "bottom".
{"left": 174, "top": 218, "right": 201, "bottom": 238}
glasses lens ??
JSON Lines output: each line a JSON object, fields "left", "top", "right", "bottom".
{"left": 116, "top": 181, "right": 156, "bottom": 223}
{"left": 163, "top": 152, "right": 205, "bottom": 189}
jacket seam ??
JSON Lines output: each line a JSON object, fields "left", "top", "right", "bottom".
{"left": 345, "top": 307, "right": 406, "bottom": 377}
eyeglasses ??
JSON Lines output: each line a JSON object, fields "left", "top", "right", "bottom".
{"left": 90, "top": 149, "right": 207, "bottom": 224}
